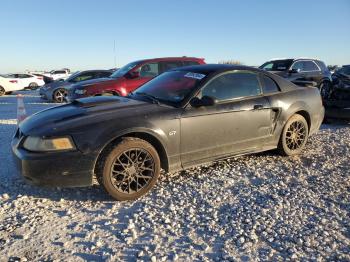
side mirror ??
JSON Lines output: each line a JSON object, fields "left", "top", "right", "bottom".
{"left": 289, "top": 68, "right": 301, "bottom": 74}
{"left": 128, "top": 71, "right": 140, "bottom": 79}
{"left": 190, "top": 96, "right": 216, "bottom": 107}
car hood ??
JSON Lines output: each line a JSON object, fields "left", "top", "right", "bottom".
{"left": 42, "top": 80, "right": 68, "bottom": 90}
{"left": 19, "top": 96, "right": 164, "bottom": 136}
{"left": 334, "top": 72, "right": 350, "bottom": 80}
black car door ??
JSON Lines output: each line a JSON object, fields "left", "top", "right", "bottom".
{"left": 180, "top": 70, "right": 274, "bottom": 167}
{"left": 302, "top": 60, "right": 323, "bottom": 85}
{"left": 287, "top": 60, "right": 307, "bottom": 84}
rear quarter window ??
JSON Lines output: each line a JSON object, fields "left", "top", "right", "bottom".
{"left": 160, "top": 61, "right": 183, "bottom": 73}
{"left": 315, "top": 61, "right": 328, "bottom": 72}
{"left": 260, "top": 74, "right": 280, "bottom": 94}
{"left": 303, "top": 61, "right": 319, "bottom": 71}
{"left": 183, "top": 61, "right": 200, "bottom": 66}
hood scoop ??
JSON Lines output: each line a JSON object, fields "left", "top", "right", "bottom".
{"left": 72, "top": 96, "right": 124, "bottom": 108}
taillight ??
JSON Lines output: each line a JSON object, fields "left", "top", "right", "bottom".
{"left": 9, "top": 80, "right": 18, "bottom": 83}
{"left": 37, "top": 77, "right": 43, "bottom": 80}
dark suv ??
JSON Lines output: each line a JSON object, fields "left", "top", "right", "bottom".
{"left": 68, "top": 57, "right": 205, "bottom": 100}
{"left": 259, "top": 58, "right": 332, "bottom": 96}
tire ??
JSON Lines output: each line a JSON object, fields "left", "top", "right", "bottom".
{"left": 29, "top": 82, "right": 39, "bottom": 90}
{"left": 101, "top": 92, "right": 116, "bottom": 96}
{"left": 319, "top": 81, "right": 332, "bottom": 100}
{"left": 98, "top": 138, "right": 161, "bottom": 201}
{"left": 0, "top": 86, "right": 5, "bottom": 96}
{"left": 278, "top": 114, "right": 309, "bottom": 156}
{"left": 53, "top": 88, "right": 67, "bottom": 103}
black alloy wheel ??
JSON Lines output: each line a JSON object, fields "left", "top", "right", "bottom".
{"left": 99, "top": 138, "right": 161, "bottom": 201}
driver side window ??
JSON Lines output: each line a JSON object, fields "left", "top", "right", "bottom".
{"left": 291, "top": 61, "right": 304, "bottom": 71}
{"left": 201, "top": 71, "right": 262, "bottom": 101}
{"left": 72, "top": 73, "right": 95, "bottom": 82}
{"left": 137, "top": 63, "right": 159, "bottom": 78}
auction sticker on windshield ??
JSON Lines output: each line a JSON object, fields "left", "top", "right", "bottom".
{"left": 184, "top": 72, "right": 206, "bottom": 80}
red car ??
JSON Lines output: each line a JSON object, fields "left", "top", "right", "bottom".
{"left": 68, "top": 57, "right": 205, "bottom": 100}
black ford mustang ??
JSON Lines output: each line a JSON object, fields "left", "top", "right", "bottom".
{"left": 12, "top": 65, "right": 324, "bottom": 200}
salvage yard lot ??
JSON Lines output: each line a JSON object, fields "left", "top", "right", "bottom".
{"left": 0, "top": 91, "right": 349, "bottom": 261}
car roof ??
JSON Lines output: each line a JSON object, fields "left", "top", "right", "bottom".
{"left": 171, "top": 64, "right": 263, "bottom": 75}
{"left": 78, "top": 69, "right": 112, "bottom": 73}
{"left": 268, "top": 57, "right": 321, "bottom": 62}
{"left": 136, "top": 57, "right": 205, "bottom": 63}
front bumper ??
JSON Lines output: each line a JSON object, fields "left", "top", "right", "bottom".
{"left": 39, "top": 88, "right": 49, "bottom": 100}
{"left": 11, "top": 133, "right": 97, "bottom": 187}
{"left": 310, "top": 106, "right": 325, "bottom": 135}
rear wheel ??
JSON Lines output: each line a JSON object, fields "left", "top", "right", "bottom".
{"left": 278, "top": 114, "right": 309, "bottom": 156}
{"left": 0, "top": 86, "right": 5, "bottom": 96}
{"left": 29, "top": 82, "right": 38, "bottom": 90}
{"left": 53, "top": 88, "right": 67, "bottom": 103}
{"left": 98, "top": 138, "right": 160, "bottom": 201}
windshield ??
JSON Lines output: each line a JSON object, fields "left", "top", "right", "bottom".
{"left": 1, "top": 74, "right": 12, "bottom": 78}
{"left": 110, "top": 61, "right": 139, "bottom": 78}
{"left": 130, "top": 71, "right": 206, "bottom": 106}
{"left": 260, "top": 60, "right": 293, "bottom": 71}
{"left": 66, "top": 71, "right": 81, "bottom": 82}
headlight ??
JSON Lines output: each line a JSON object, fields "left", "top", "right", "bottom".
{"left": 23, "top": 136, "right": 76, "bottom": 152}
{"left": 74, "top": 89, "right": 86, "bottom": 95}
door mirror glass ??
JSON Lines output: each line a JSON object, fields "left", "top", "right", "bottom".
{"left": 190, "top": 96, "right": 216, "bottom": 107}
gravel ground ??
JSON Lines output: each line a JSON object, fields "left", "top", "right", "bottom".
{"left": 0, "top": 91, "right": 349, "bottom": 261}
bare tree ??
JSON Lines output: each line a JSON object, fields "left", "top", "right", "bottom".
{"left": 218, "top": 59, "right": 244, "bottom": 65}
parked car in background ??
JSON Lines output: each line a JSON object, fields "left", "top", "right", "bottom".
{"left": 40, "top": 70, "right": 114, "bottom": 103}
{"left": 31, "top": 73, "right": 54, "bottom": 84}
{"left": 259, "top": 58, "right": 332, "bottom": 97}
{"left": 3, "top": 73, "right": 45, "bottom": 90}
{"left": 12, "top": 64, "right": 324, "bottom": 200}
{"left": 67, "top": 57, "right": 205, "bottom": 101}
{"left": 44, "top": 69, "right": 71, "bottom": 80}
{"left": 323, "top": 65, "right": 350, "bottom": 108}
{"left": 0, "top": 75, "right": 21, "bottom": 95}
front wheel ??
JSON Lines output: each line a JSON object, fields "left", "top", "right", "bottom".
{"left": 319, "top": 81, "right": 332, "bottom": 100}
{"left": 278, "top": 114, "right": 309, "bottom": 156}
{"left": 99, "top": 138, "right": 161, "bottom": 201}
{"left": 53, "top": 88, "right": 67, "bottom": 103}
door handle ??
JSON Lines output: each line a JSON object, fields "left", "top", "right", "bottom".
{"left": 253, "top": 104, "right": 264, "bottom": 110}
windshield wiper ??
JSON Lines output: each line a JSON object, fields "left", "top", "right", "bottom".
{"left": 135, "top": 92, "right": 160, "bottom": 105}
